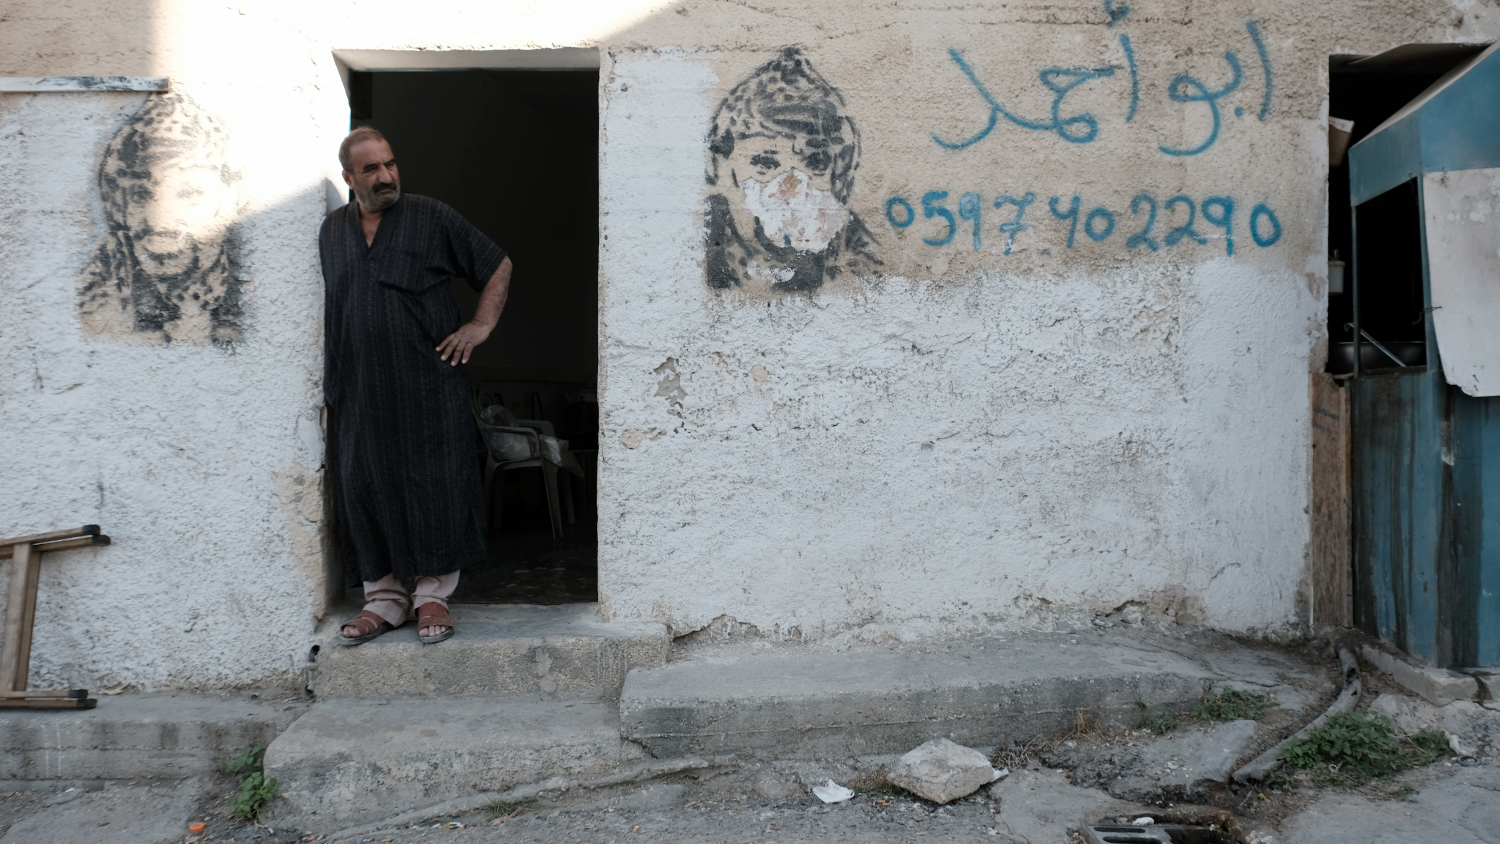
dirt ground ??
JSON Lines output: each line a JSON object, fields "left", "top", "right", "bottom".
{"left": 3, "top": 752, "right": 1493, "bottom": 844}
{"left": 4, "top": 627, "right": 1494, "bottom": 844}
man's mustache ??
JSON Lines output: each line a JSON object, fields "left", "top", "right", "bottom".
{"left": 373, "top": 182, "right": 398, "bottom": 193}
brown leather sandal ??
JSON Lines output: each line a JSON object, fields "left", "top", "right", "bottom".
{"left": 338, "top": 609, "right": 397, "bottom": 646}
{"left": 416, "top": 602, "right": 455, "bottom": 644}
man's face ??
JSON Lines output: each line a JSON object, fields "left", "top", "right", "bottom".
{"left": 343, "top": 139, "right": 400, "bottom": 211}
{"left": 724, "top": 105, "right": 853, "bottom": 252}
{"left": 725, "top": 104, "right": 848, "bottom": 195}
{"left": 124, "top": 161, "right": 234, "bottom": 276}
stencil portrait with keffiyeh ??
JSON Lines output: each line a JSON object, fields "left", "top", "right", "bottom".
{"left": 77, "top": 92, "right": 246, "bottom": 344}
{"left": 704, "top": 47, "right": 882, "bottom": 294}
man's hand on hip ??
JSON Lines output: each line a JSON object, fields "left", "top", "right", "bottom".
{"left": 437, "top": 320, "right": 494, "bottom": 366}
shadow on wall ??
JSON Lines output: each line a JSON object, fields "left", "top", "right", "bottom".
{"left": 76, "top": 90, "right": 247, "bottom": 345}
{"left": 704, "top": 46, "right": 883, "bottom": 294}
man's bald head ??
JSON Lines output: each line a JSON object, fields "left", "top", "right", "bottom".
{"left": 339, "top": 127, "right": 401, "bottom": 212}
{"left": 339, "top": 126, "right": 389, "bottom": 173}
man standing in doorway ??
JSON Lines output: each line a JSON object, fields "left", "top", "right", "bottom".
{"left": 321, "top": 126, "right": 513, "bottom": 645}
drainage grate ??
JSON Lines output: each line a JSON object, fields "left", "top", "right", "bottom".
{"left": 1082, "top": 826, "right": 1173, "bottom": 844}
{"left": 1082, "top": 824, "right": 1238, "bottom": 844}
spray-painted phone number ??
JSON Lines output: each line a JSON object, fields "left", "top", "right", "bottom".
{"left": 883, "top": 191, "right": 1282, "bottom": 256}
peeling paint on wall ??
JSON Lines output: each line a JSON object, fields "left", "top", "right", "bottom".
{"left": 77, "top": 91, "right": 247, "bottom": 345}
{"left": 275, "top": 463, "right": 329, "bottom": 621}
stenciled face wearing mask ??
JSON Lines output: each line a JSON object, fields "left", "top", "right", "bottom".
{"left": 738, "top": 168, "right": 850, "bottom": 253}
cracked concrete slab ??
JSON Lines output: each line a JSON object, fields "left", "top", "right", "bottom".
{"left": 1279, "top": 763, "right": 1500, "bottom": 844}
{"left": 263, "top": 693, "right": 646, "bottom": 830}
{"left": 0, "top": 780, "right": 206, "bottom": 844}
{"left": 621, "top": 632, "right": 1218, "bottom": 759}
{"left": 1050, "top": 720, "right": 1260, "bottom": 802}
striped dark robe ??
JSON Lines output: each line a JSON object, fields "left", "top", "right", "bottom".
{"left": 319, "top": 193, "right": 507, "bottom": 583}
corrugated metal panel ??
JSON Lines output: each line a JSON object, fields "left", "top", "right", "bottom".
{"left": 1353, "top": 369, "right": 1500, "bottom": 667}
{"left": 1450, "top": 394, "right": 1500, "bottom": 666}
{"left": 1352, "top": 371, "right": 1444, "bottom": 662}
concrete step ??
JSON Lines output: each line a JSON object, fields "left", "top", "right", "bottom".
{"left": 0, "top": 691, "right": 307, "bottom": 784}
{"left": 312, "top": 602, "right": 668, "bottom": 698}
{"left": 619, "top": 632, "right": 1222, "bottom": 760}
{"left": 263, "top": 692, "right": 645, "bottom": 829}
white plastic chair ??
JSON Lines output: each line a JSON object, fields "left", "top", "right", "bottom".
{"left": 474, "top": 400, "right": 569, "bottom": 539}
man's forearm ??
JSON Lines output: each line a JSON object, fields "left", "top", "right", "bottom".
{"left": 474, "top": 256, "right": 512, "bottom": 329}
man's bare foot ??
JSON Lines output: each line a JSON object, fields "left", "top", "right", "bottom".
{"left": 337, "top": 610, "right": 395, "bottom": 646}
{"left": 416, "top": 602, "right": 455, "bottom": 643}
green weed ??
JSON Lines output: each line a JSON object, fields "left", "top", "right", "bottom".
{"left": 1191, "top": 689, "right": 1274, "bottom": 722}
{"left": 220, "top": 744, "right": 278, "bottom": 821}
{"left": 1134, "top": 701, "right": 1181, "bottom": 734}
{"left": 1281, "top": 711, "right": 1452, "bottom": 785}
{"left": 218, "top": 744, "right": 264, "bottom": 777}
{"left": 483, "top": 799, "right": 530, "bottom": 818}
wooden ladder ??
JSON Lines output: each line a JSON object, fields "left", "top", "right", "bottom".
{"left": 0, "top": 525, "right": 111, "bottom": 710}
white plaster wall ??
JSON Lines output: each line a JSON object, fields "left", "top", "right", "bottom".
{"left": 1, "top": 0, "right": 1497, "bottom": 688}
{"left": 0, "top": 2, "right": 351, "bottom": 690}
{"left": 594, "top": 3, "right": 1500, "bottom": 639}
{"left": 598, "top": 48, "right": 1318, "bottom": 636}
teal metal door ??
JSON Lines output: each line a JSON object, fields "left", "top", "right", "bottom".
{"left": 1348, "top": 42, "right": 1500, "bottom": 669}
{"left": 1351, "top": 370, "right": 1500, "bottom": 667}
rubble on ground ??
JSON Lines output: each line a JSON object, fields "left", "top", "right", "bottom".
{"left": 1368, "top": 692, "right": 1500, "bottom": 755}
{"left": 886, "top": 738, "right": 1000, "bottom": 804}
{"left": 1046, "top": 720, "right": 1260, "bottom": 802}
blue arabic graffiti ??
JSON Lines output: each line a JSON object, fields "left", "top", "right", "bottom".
{"left": 1246, "top": 21, "right": 1273, "bottom": 121}
{"left": 887, "top": 189, "right": 1283, "bottom": 257}
{"left": 1159, "top": 52, "right": 1242, "bottom": 157}
{"left": 934, "top": 17, "right": 1273, "bottom": 157}
{"left": 1103, "top": 0, "right": 1131, "bottom": 27}
{"left": 933, "top": 50, "right": 1117, "bottom": 148}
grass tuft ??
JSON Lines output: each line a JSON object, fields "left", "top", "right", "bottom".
{"left": 1191, "top": 689, "right": 1274, "bottom": 722}
{"left": 1281, "top": 711, "right": 1452, "bottom": 786}
{"left": 219, "top": 745, "right": 277, "bottom": 821}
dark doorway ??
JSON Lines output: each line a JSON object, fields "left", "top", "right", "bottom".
{"left": 1326, "top": 56, "right": 1465, "bottom": 373}
{"left": 351, "top": 68, "right": 599, "bottom": 605}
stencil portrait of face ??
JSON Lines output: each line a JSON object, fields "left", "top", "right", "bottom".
{"left": 704, "top": 47, "right": 881, "bottom": 294}
{"left": 77, "top": 91, "right": 246, "bottom": 345}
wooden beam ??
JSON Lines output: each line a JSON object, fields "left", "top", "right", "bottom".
{"left": 0, "top": 698, "right": 97, "bottom": 710}
{"left": 1310, "top": 374, "right": 1354, "bottom": 628}
{"left": 0, "top": 542, "right": 37, "bottom": 692}
{"left": 0, "top": 534, "right": 109, "bottom": 560}
{"left": 0, "top": 689, "right": 86, "bottom": 699}
{"left": 0, "top": 525, "right": 99, "bottom": 549}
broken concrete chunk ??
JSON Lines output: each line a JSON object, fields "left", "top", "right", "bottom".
{"left": 887, "top": 738, "right": 996, "bottom": 804}
{"left": 1360, "top": 645, "right": 1479, "bottom": 706}
{"left": 1053, "top": 720, "right": 1259, "bottom": 802}
{"left": 1368, "top": 692, "right": 1500, "bottom": 753}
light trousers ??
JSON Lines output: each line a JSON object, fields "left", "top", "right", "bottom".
{"left": 362, "top": 571, "right": 460, "bottom": 627}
